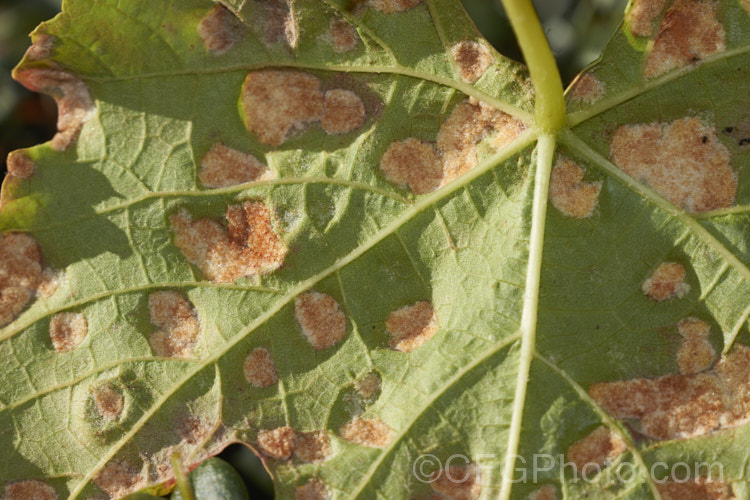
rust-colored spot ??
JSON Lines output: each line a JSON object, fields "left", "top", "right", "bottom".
{"left": 37, "top": 268, "right": 61, "bottom": 299}
{"left": 744, "top": 0, "right": 750, "bottom": 14}
{"left": 92, "top": 383, "right": 124, "bottom": 420}
{"left": 626, "top": 0, "right": 668, "bottom": 37}
{"left": 327, "top": 18, "right": 359, "bottom": 53}
{"left": 451, "top": 40, "right": 493, "bottom": 83}
{"left": 170, "top": 200, "right": 287, "bottom": 283}
{"left": 294, "top": 431, "right": 332, "bottom": 463}
{"left": 6, "top": 150, "right": 34, "bottom": 179}
{"left": 549, "top": 157, "right": 602, "bottom": 219}
{"left": 610, "top": 117, "right": 736, "bottom": 213}
{"left": 242, "top": 70, "right": 324, "bottom": 146}
{"left": 321, "top": 89, "right": 365, "bottom": 135}
{"left": 295, "top": 478, "right": 329, "bottom": 500}
{"left": 148, "top": 291, "right": 200, "bottom": 358}
{"left": 294, "top": 292, "right": 347, "bottom": 350}
{"left": 642, "top": 262, "right": 690, "bottom": 301}
{"left": 49, "top": 312, "right": 87, "bottom": 353}
{"left": 241, "top": 70, "right": 366, "bottom": 144}
{"left": 677, "top": 317, "right": 715, "bottom": 375}
{"left": 198, "top": 4, "right": 241, "bottom": 54}
{"left": 529, "top": 484, "right": 557, "bottom": 500}
{"left": 354, "top": 372, "right": 381, "bottom": 400}
{"left": 381, "top": 138, "right": 443, "bottom": 194}
{"left": 0, "top": 233, "right": 43, "bottom": 327}
{"left": 438, "top": 99, "right": 522, "bottom": 184}
{"left": 656, "top": 477, "right": 734, "bottom": 500}
{"left": 176, "top": 415, "right": 212, "bottom": 445}
{"left": 367, "top": 0, "right": 422, "bottom": 13}
{"left": 257, "top": 426, "right": 297, "bottom": 460}
{"left": 244, "top": 347, "right": 278, "bottom": 388}
{"left": 24, "top": 33, "right": 55, "bottom": 61}
{"left": 93, "top": 460, "right": 145, "bottom": 498}
{"left": 199, "top": 143, "right": 271, "bottom": 188}
{"left": 2, "top": 480, "right": 56, "bottom": 500}
{"left": 430, "top": 464, "right": 482, "bottom": 500}
{"left": 385, "top": 300, "right": 438, "bottom": 352}
{"left": 644, "top": 0, "right": 726, "bottom": 78}
{"left": 590, "top": 344, "right": 750, "bottom": 440}
{"left": 569, "top": 73, "right": 604, "bottom": 103}
{"left": 256, "top": 0, "right": 298, "bottom": 49}
{"left": 566, "top": 426, "right": 627, "bottom": 473}
{"left": 339, "top": 417, "right": 391, "bottom": 448}
{"left": 381, "top": 99, "right": 524, "bottom": 194}
{"left": 15, "top": 68, "right": 94, "bottom": 151}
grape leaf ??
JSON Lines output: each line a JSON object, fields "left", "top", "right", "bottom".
{"left": 1, "top": 0, "right": 749, "bottom": 499}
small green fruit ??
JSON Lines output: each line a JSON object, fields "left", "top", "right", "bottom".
{"left": 171, "top": 457, "right": 250, "bottom": 500}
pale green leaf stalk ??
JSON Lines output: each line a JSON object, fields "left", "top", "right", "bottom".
{"left": 500, "top": 0, "right": 565, "bottom": 131}
{"left": 171, "top": 454, "right": 195, "bottom": 500}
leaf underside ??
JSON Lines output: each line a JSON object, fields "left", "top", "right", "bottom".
{"left": 1, "top": 0, "right": 749, "bottom": 499}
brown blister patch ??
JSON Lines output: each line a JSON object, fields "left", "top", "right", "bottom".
{"left": 6, "top": 150, "right": 34, "bottom": 179}
{"left": 590, "top": 344, "right": 750, "bottom": 440}
{"left": 199, "top": 143, "right": 271, "bottom": 188}
{"left": 549, "top": 157, "right": 603, "bottom": 219}
{"left": 254, "top": 0, "right": 298, "bottom": 48}
{"left": 294, "top": 431, "right": 332, "bottom": 463}
{"left": 610, "top": 117, "right": 736, "bottom": 213}
{"left": 677, "top": 318, "right": 715, "bottom": 375}
{"left": 49, "top": 312, "right": 87, "bottom": 353}
{"left": 93, "top": 460, "right": 146, "bottom": 498}
{"left": 24, "top": 33, "right": 55, "bottom": 61}
{"left": 294, "top": 292, "right": 347, "bottom": 350}
{"left": 339, "top": 417, "right": 392, "bottom": 448}
{"left": 321, "top": 89, "right": 365, "bottom": 135}
{"left": 451, "top": 41, "right": 493, "bottom": 83}
{"left": 528, "top": 484, "right": 557, "bottom": 500}
{"left": 385, "top": 300, "right": 438, "bottom": 352}
{"left": 176, "top": 415, "right": 212, "bottom": 445}
{"left": 0, "top": 233, "right": 43, "bottom": 327}
{"left": 242, "top": 70, "right": 324, "bottom": 146}
{"left": 148, "top": 291, "right": 200, "bottom": 358}
{"left": 367, "top": 0, "right": 422, "bottom": 13}
{"left": 198, "top": 4, "right": 241, "bottom": 55}
{"left": 569, "top": 73, "right": 604, "bottom": 103}
{"left": 37, "top": 268, "right": 61, "bottom": 299}
{"left": 430, "top": 464, "right": 482, "bottom": 500}
{"left": 92, "top": 383, "right": 124, "bottom": 420}
{"left": 244, "top": 347, "right": 278, "bottom": 387}
{"left": 439, "top": 98, "right": 526, "bottom": 184}
{"left": 566, "top": 426, "right": 627, "bottom": 472}
{"left": 170, "top": 200, "right": 287, "bottom": 283}
{"left": 657, "top": 477, "right": 734, "bottom": 500}
{"left": 2, "top": 480, "right": 57, "bottom": 500}
{"left": 642, "top": 262, "right": 690, "bottom": 301}
{"left": 381, "top": 99, "right": 524, "bottom": 194}
{"left": 381, "top": 138, "right": 443, "bottom": 194}
{"left": 644, "top": 0, "right": 726, "bottom": 78}
{"left": 257, "top": 426, "right": 297, "bottom": 459}
{"left": 15, "top": 68, "right": 94, "bottom": 151}
{"left": 295, "top": 478, "right": 329, "bottom": 500}
{"left": 355, "top": 372, "right": 381, "bottom": 399}
{"left": 327, "top": 18, "right": 359, "bottom": 53}
{"left": 626, "top": 0, "right": 668, "bottom": 37}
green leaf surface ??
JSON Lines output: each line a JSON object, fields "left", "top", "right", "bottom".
{"left": 1, "top": 0, "right": 749, "bottom": 499}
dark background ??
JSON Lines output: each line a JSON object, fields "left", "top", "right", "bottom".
{"left": 0, "top": 0, "right": 627, "bottom": 497}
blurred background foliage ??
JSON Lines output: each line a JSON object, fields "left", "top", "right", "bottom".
{"left": 0, "top": 0, "right": 627, "bottom": 497}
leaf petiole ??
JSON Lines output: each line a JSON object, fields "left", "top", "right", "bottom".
{"left": 499, "top": 0, "right": 566, "bottom": 131}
